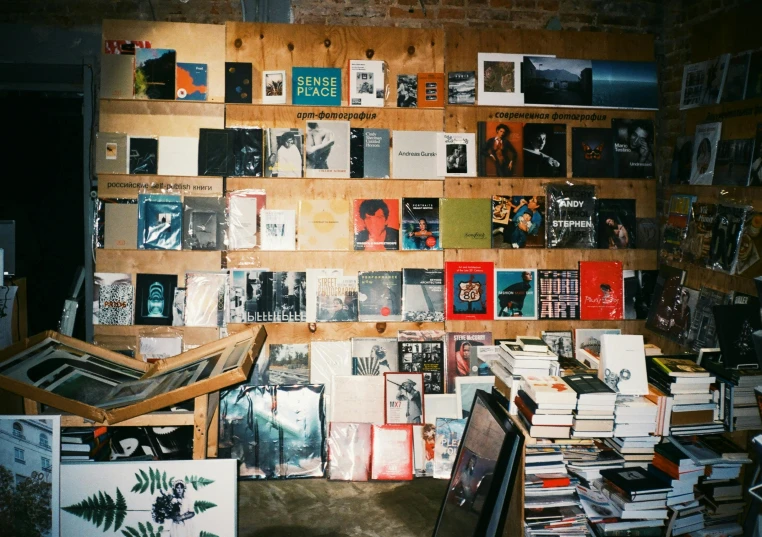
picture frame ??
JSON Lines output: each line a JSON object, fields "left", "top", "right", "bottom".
{"left": 432, "top": 389, "right": 524, "bottom": 537}
{"left": 384, "top": 372, "right": 425, "bottom": 425}
{"left": 262, "top": 69, "right": 287, "bottom": 104}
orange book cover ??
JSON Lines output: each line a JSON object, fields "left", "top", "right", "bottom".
{"left": 417, "top": 73, "right": 445, "bottom": 108}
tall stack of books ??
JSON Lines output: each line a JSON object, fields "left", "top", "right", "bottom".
{"left": 649, "top": 441, "right": 705, "bottom": 535}
{"left": 562, "top": 374, "right": 617, "bottom": 438}
{"left": 495, "top": 338, "right": 560, "bottom": 378}
{"left": 702, "top": 356, "right": 762, "bottom": 431}
{"left": 564, "top": 444, "right": 625, "bottom": 483}
{"left": 603, "top": 436, "right": 661, "bottom": 469}
{"left": 647, "top": 356, "right": 722, "bottom": 435}
{"left": 515, "top": 375, "right": 579, "bottom": 440}
{"left": 61, "top": 426, "right": 112, "bottom": 462}
{"left": 613, "top": 396, "right": 658, "bottom": 439}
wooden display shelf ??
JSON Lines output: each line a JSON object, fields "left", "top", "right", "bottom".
{"left": 446, "top": 319, "right": 648, "bottom": 341}
{"left": 99, "top": 99, "right": 225, "bottom": 138}
{"left": 226, "top": 249, "right": 443, "bottom": 272}
{"left": 98, "top": 175, "right": 224, "bottom": 198}
{"left": 100, "top": 97, "right": 225, "bottom": 105}
{"left": 95, "top": 249, "right": 223, "bottom": 282}
{"left": 228, "top": 321, "right": 444, "bottom": 343}
{"left": 444, "top": 248, "right": 658, "bottom": 270}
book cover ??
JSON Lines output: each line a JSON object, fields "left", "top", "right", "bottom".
{"left": 574, "top": 328, "right": 621, "bottom": 364}
{"left": 264, "top": 128, "right": 303, "bottom": 177}
{"left": 371, "top": 424, "right": 414, "bottom": 481}
{"left": 448, "top": 71, "right": 475, "bottom": 104}
{"left": 681, "top": 55, "right": 730, "bottom": 109}
{"left": 445, "top": 261, "right": 494, "bottom": 321}
{"left": 224, "top": 61, "right": 252, "bottom": 103}
{"left": 176, "top": 62, "right": 207, "bottom": 101}
{"left": 305, "top": 120, "right": 350, "bottom": 178}
{"left": 328, "top": 422, "right": 372, "bottom": 481}
{"left": 433, "top": 417, "right": 467, "bottom": 480}
{"left": 599, "top": 334, "right": 648, "bottom": 395}
{"left": 571, "top": 127, "right": 615, "bottom": 178}
{"left": 261, "top": 209, "right": 296, "bottom": 250}
{"left": 268, "top": 343, "right": 309, "bottom": 384}
{"left": 401, "top": 197, "right": 440, "bottom": 251}
{"left": 687, "top": 286, "right": 730, "bottom": 352}
{"left": 95, "top": 132, "right": 128, "bottom": 174}
{"left": 445, "top": 332, "right": 491, "bottom": 393}
{"left": 358, "top": 271, "right": 402, "bottom": 322}
{"left": 545, "top": 184, "right": 597, "bottom": 249}
{"left": 350, "top": 128, "right": 390, "bottom": 179}
{"left": 385, "top": 372, "right": 425, "bottom": 424}
{"left": 352, "top": 337, "right": 398, "bottom": 375}
{"left": 256, "top": 271, "right": 308, "bottom": 323}
{"left": 128, "top": 137, "right": 158, "bottom": 174}
{"left": 227, "top": 189, "right": 265, "bottom": 250}
{"left": 93, "top": 272, "right": 132, "bottom": 325}
{"left": 537, "top": 270, "right": 580, "bottom": 320}
{"left": 298, "top": 199, "right": 350, "bottom": 251}
{"left": 541, "top": 331, "right": 574, "bottom": 360}
{"left": 136, "top": 193, "right": 182, "bottom": 251}
{"left": 157, "top": 136, "right": 198, "bottom": 176}
{"left": 750, "top": 123, "right": 762, "bottom": 186}
{"left": 491, "top": 195, "right": 545, "bottom": 249}
{"left": 134, "top": 48, "right": 176, "bottom": 100}
{"left": 523, "top": 375, "right": 578, "bottom": 405}
{"left": 104, "top": 40, "right": 151, "bottom": 55}
{"left": 495, "top": 269, "right": 537, "bottom": 319}
{"left": 714, "top": 304, "right": 762, "bottom": 369}
{"left": 197, "top": 128, "right": 233, "bottom": 176}
{"left": 101, "top": 54, "right": 134, "bottom": 99}
{"left": 713, "top": 138, "right": 754, "bottom": 186}
{"left": 230, "top": 128, "right": 264, "bottom": 177}
{"left": 645, "top": 265, "right": 687, "bottom": 338}
{"left": 579, "top": 261, "right": 624, "bottom": 320}
{"left": 563, "top": 374, "right": 615, "bottom": 397}
{"left": 669, "top": 135, "right": 695, "bottom": 185}
{"left": 262, "top": 70, "right": 286, "bottom": 104}
{"left": 661, "top": 193, "right": 698, "bottom": 263}
{"left": 184, "top": 271, "right": 227, "bottom": 327}
{"left": 440, "top": 198, "right": 491, "bottom": 249}
{"left": 348, "top": 60, "right": 385, "bottom": 107}
{"left": 182, "top": 196, "right": 226, "bottom": 250}
{"left": 396, "top": 74, "right": 417, "bottom": 107}
{"left": 652, "top": 357, "right": 708, "bottom": 377}
{"left": 417, "top": 72, "right": 444, "bottom": 108}
{"left": 523, "top": 56, "right": 593, "bottom": 106}
{"left": 707, "top": 203, "right": 749, "bottom": 275}
{"left": 612, "top": 118, "right": 655, "bottom": 178}
{"left": 228, "top": 269, "right": 264, "bottom": 323}
{"left": 689, "top": 122, "right": 722, "bottom": 185}
{"left": 478, "top": 121, "right": 523, "bottom": 177}
{"left": 134, "top": 273, "right": 177, "bottom": 326}
{"left": 398, "top": 339, "right": 445, "bottom": 394}
{"left": 682, "top": 202, "right": 717, "bottom": 266}
{"left": 292, "top": 67, "right": 341, "bottom": 106}
{"left": 623, "top": 269, "right": 659, "bottom": 320}
{"left": 597, "top": 199, "right": 636, "bottom": 249}
{"left": 592, "top": 62, "right": 658, "bottom": 110}
{"left": 353, "top": 198, "right": 399, "bottom": 251}
{"left": 599, "top": 467, "right": 671, "bottom": 496}
{"left": 402, "top": 268, "right": 445, "bottom": 322}
{"left": 315, "top": 271, "right": 358, "bottom": 322}
{"left": 391, "top": 130, "right": 442, "bottom": 179}
{"left": 437, "top": 133, "right": 476, "bottom": 177}
{"left": 636, "top": 218, "right": 659, "bottom": 250}
{"left": 478, "top": 53, "right": 528, "bottom": 106}
{"left": 746, "top": 50, "right": 762, "bottom": 100}
{"left": 102, "top": 200, "right": 138, "bottom": 249}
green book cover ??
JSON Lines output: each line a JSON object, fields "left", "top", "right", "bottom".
{"left": 440, "top": 198, "right": 491, "bottom": 248}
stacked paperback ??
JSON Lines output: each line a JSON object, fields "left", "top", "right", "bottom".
{"left": 562, "top": 374, "right": 617, "bottom": 438}
{"left": 61, "top": 427, "right": 112, "bottom": 462}
{"left": 613, "top": 396, "right": 658, "bottom": 438}
{"left": 515, "top": 375, "right": 578, "bottom": 439}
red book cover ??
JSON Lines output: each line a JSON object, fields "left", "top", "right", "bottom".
{"left": 579, "top": 261, "right": 623, "bottom": 320}
{"left": 353, "top": 198, "right": 400, "bottom": 251}
{"left": 370, "top": 424, "right": 414, "bottom": 480}
{"left": 445, "top": 261, "right": 494, "bottom": 321}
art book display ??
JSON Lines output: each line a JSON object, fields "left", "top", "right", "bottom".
{"left": 445, "top": 332, "right": 491, "bottom": 392}
{"left": 401, "top": 198, "right": 440, "bottom": 251}
{"left": 305, "top": 120, "right": 350, "bottom": 178}
{"left": 478, "top": 121, "right": 523, "bottom": 177}
{"left": 402, "top": 268, "right": 445, "bottom": 322}
{"left": 545, "top": 184, "right": 597, "bottom": 249}
{"left": 491, "top": 195, "right": 545, "bottom": 249}
{"left": 398, "top": 331, "right": 445, "bottom": 395}
{"left": 264, "top": 128, "right": 303, "bottom": 177}
{"left": 353, "top": 198, "right": 400, "bottom": 251}
{"left": 445, "top": 261, "right": 494, "bottom": 321}
{"left": 523, "top": 123, "right": 567, "bottom": 178}
{"left": 495, "top": 269, "right": 537, "bottom": 320}
{"left": 537, "top": 270, "right": 580, "bottom": 320}
{"left": 596, "top": 199, "right": 636, "bottom": 250}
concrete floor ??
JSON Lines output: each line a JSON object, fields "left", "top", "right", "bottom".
{"left": 238, "top": 478, "right": 449, "bottom": 537}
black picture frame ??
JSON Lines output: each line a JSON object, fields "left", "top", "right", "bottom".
{"left": 432, "top": 389, "right": 523, "bottom": 537}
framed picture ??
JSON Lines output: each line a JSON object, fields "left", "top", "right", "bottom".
{"left": 384, "top": 372, "right": 425, "bottom": 424}
{"left": 455, "top": 376, "right": 496, "bottom": 419}
{"left": 494, "top": 268, "right": 537, "bottom": 320}
{"left": 262, "top": 69, "right": 287, "bottom": 104}
{"left": 1, "top": 415, "right": 59, "bottom": 537}
{"left": 432, "top": 390, "right": 524, "bottom": 537}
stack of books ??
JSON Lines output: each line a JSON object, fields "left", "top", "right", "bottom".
{"left": 495, "top": 338, "right": 560, "bottom": 378}
{"left": 699, "top": 353, "right": 762, "bottom": 431}
{"left": 649, "top": 441, "right": 705, "bottom": 535}
{"left": 564, "top": 444, "right": 625, "bottom": 483}
{"left": 647, "top": 356, "right": 722, "bottom": 435}
{"left": 61, "top": 426, "right": 112, "bottom": 462}
{"left": 613, "top": 396, "right": 658, "bottom": 438}
{"left": 562, "top": 374, "right": 617, "bottom": 438}
{"left": 603, "top": 436, "right": 661, "bottom": 469}
{"left": 515, "top": 375, "right": 579, "bottom": 439}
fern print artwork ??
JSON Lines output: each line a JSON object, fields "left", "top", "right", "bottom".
{"left": 61, "top": 460, "right": 236, "bottom": 537}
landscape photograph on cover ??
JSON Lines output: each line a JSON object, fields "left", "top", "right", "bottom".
{"left": 448, "top": 71, "right": 475, "bottom": 104}
{"left": 219, "top": 384, "right": 327, "bottom": 479}
{"left": 522, "top": 123, "right": 566, "bottom": 178}
{"left": 571, "top": 127, "right": 615, "bottom": 178}
{"left": 591, "top": 60, "right": 658, "bottom": 109}
{"left": 491, "top": 195, "right": 545, "bottom": 249}
{"left": 267, "top": 343, "right": 309, "bottom": 384}
{"left": 134, "top": 48, "right": 176, "bottom": 100}
{"left": 495, "top": 269, "right": 537, "bottom": 319}
{"left": 478, "top": 121, "right": 523, "bottom": 177}
{"left": 522, "top": 57, "right": 592, "bottom": 106}
{"left": 713, "top": 138, "right": 754, "bottom": 186}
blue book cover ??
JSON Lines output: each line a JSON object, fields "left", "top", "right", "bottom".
{"left": 292, "top": 67, "right": 342, "bottom": 106}
{"left": 137, "top": 193, "right": 183, "bottom": 250}
{"left": 176, "top": 62, "right": 207, "bottom": 101}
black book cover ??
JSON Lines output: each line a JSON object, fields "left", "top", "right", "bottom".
{"left": 247, "top": 271, "right": 307, "bottom": 323}
{"left": 669, "top": 136, "right": 694, "bottom": 185}
{"left": 707, "top": 203, "right": 749, "bottom": 274}
{"left": 537, "top": 270, "right": 580, "bottom": 320}
{"left": 129, "top": 137, "right": 158, "bottom": 174}
{"left": 636, "top": 218, "right": 659, "bottom": 250}
{"left": 402, "top": 268, "right": 444, "bottom": 322}
{"left": 545, "top": 184, "right": 597, "bottom": 249}
{"left": 349, "top": 128, "right": 365, "bottom": 178}
{"left": 732, "top": 291, "right": 760, "bottom": 311}
{"left": 357, "top": 271, "right": 402, "bottom": 322}
{"left": 597, "top": 198, "right": 636, "bottom": 249}
{"left": 135, "top": 273, "right": 177, "bottom": 326}
{"left": 599, "top": 467, "right": 671, "bottom": 495}
{"left": 645, "top": 265, "right": 686, "bottom": 337}
{"left": 182, "top": 196, "right": 226, "bottom": 250}
{"left": 225, "top": 62, "right": 253, "bottom": 104}
{"left": 401, "top": 197, "right": 440, "bottom": 251}
{"left": 623, "top": 269, "right": 658, "bottom": 320}
{"left": 612, "top": 118, "right": 655, "bottom": 179}
{"left": 562, "top": 374, "right": 615, "bottom": 396}
{"left": 197, "top": 128, "right": 233, "bottom": 176}
{"left": 750, "top": 123, "right": 762, "bottom": 186}
{"left": 523, "top": 123, "right": 567, "bottom": 178}
{"left": 397, "top": 340, "right": 444, "bottom": 394}
{"left": 687, "top": 286, "right": 729, "bottom": 352}
{"left": 714, "top": 304, "right": 762, "bottom": 369}
{"left": 571, "top": 127, "right": 615, "bottom": 178}
{"left": 231, "top": 128, "right": 263, "bottom": 176}
{"left": 653, "top": 441, "right": 689, "bottom": 465}
{"left": 713, "top": 138, "right": 754, "bottom": 186}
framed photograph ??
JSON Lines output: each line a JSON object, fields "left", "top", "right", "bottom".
{"left": 1, "top": 415, "right": 60, "bottom": 537}
{"left": 262, "top": 69, "right": 286, "bottom": 104}
{"left": 455, "top": 376, "right": 496, "bottom": 419}
{"left": 384, "top": 372, "right": 425, "bottom": 424}
{"left": 433, "top": 389, "right": 524, "bottom": 537}
{"left": 494, "top": 268, "right": 537, "bottom": 320}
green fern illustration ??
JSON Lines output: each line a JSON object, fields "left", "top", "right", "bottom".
{"left": 132, "top": 467, "right": 174, "bottom": 494}
{"left": 185, "top": 475, "right": 215, "bottom": 490}
{"left": 199, "top": 532, "right": 220, "bottom": 537}
{"left": 62, "top": 487, "right": 128, "bottom": 532}
{"left": 194, "top": 500, "right": 217, "bottom": 514}
{"left": 121, "top": 521, "right": 163, "bottom": 537}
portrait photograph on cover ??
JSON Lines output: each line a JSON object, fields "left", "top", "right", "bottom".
{"left": 385, "top": 372, "right": 425, "bottom": 424}
{"left": 494, "top": 269, "right": 537, "bottom": 320}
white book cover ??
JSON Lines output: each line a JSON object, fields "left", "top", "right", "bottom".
{"left": 184, "top": 271, "right": 227, "bottom": 328}
{"left": 157, "top": 136, "right": 198, "bottom": 176}
{"left": 679, "top": 54, "right": 730, "bottom": 110}
{"left": 348, "top": 60, "right": 385, "bottom": 107}
{"left": 454, "top": 376, "right": 495, "bottom": 419}
{"left": 262, "top": 69, "right": 287, "bottom": 104}
{"left": 305, "top": 268, "right": 343, "bottom": 322}
{"left": 330, "top": 375, "right": 385, "bottom": 424}
{"left": 599, "top": 334, "right": 648, "bottom": 395}
{"left": 305, "top": 120, "right": 350, "bottom": 178}
{"left": 437, "top": 133, "right": 476, "bottom": 177}
{"left": 93, "top": 272, "right": 132, "bottom": 325}
{"left": 522, "top": 375, "right": 578, "bottom": 405}
{"left": 261, "top": 209, "right": 296, "bottom": 250}
{"left": 477, "top": 52, "right": 553, "bottom": 106}
{"left": 310, "top": 341, "right": 352, "bottom": 394}
{"left": 423, "top": 394, "right": 459, "bottom": 425}
{"left": 392, "top": 131, "right": 443, "bottom": 179}
{"left": 689, "top": 122, "right": 722, "bottom": 185}
{"left": 227, "top": 194, "right": 257, "bottom": 249}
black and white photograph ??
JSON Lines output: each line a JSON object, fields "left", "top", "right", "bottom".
{"left": 448, "top": 71, "right": 475, "bottom": 104}
{"left": 352, "top": 337, "right": 398, "bottom": 375}
{"left": 541, "top": 331, "right": 573, "bottom": 360}
{"left": 708, "top": 203, "right": 749, "bottom": 275}
{"left": 713, "top": 138, "right": 755, "bottom": 186}
{"left": 134, "top": 273, "right": 177, "bottom": 326}
{"left": 268, "top": 343, "right": 309, "bottom": 384}
{"left": 348, "top": 60, "right": 385, "bottom": 107}
{"left": 397, "top": 74, "right": 417, "bottom": 107}
{"left": 402, "top": 268, "right": 445, "bottom": 322}
{"left": 612, "top": 118, "right": 655, "bottom": 178}
{"left": 262, "top": 69, "right": 286, "bottom": 104}
{"left": 305, "top": 120, "right": 350, "bottom": 178}
{"left": 437, "top": 133, "right": 476, "bottom": 177}
{"left": 264, "top": 127, "right": 303, "bottom": 177}
{"left": 385, "top": 372, "right": 425, "bottom": 424}
{"left": 477, "top": 53, "right": 532, "bottom": 106}
{"left": 522, "top": 57, "right": 593, "bottom": 106}
{"left": 228, "top": 270, "right": 306, "bottom": 323}
{"left": 596, "top": 198, "right": 636, "bottom": 249}
{"left": 397, "top": 339, "right": 444, "bottom": 394}
{"left": 356, "top": 72, "right": 374, "bottom": 94}
{"left": 680, "top": 56, "right": 729, "bottom": 109}
{"left": 689, "top": 122, "right": 722, "bottom": 185}
{"left": 182, "top": 196, "right": 226, "bottom": 250}
{"left": 523, "top": 123, "right": 567, "bottom": 178}
{"left": 623, "top": 269, "right": 659, "bottom": 320}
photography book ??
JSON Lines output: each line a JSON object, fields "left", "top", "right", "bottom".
{"left": 707, "top": 203, "right": 749, "bottom": 275}
{"left": 352, "top": 337, "right": 398, "bottom": 376}
{"left": 227, "top": 270, "right": 306, "bottom": 323}
{"left": 596, "top": 199, "right": 636, "bottom": 250}
{"left": 101, "top": 199, "right": 138, "bottom": 249}
{"left": 230, "top": 128, "right": 264, "bottom": 177}
{"left": 495, "top": 269, "right": 537, "bottom": 320}
{"left": 579, "top": 261, "right": 623, "bottom": 321}
{"left": 391, "top": 131, "right": 442, "bottom": 179}
{"left": 157, "top": 136, "right": 198, "bottom": 176}
{"left": 305, "top": 120, "right": 350, "bottom": 178}
{"left": 537, "top": 270, "right": 580, "bottom": 320}
{"left": 417, "top": 72, "right": 444, "bottom": 108}
{"left": 491, "top": 195, "right": 545, "bottom": 249}
{"left": 437, "top": 133, "right": 476, "bottom": 177}
{"left": 669, "top": 135, "right": 694, "bottom": 185}
{"left": 197, "top": 128, "right": 233, "bottom": 176}
{"left": 612, "top": 118, "right": 655, "bottom": 178}
{"left": 101, "top": 54, "right": 134, "bottom": 99}
{"left": 350, "top": 128, "right": 390, "bottom": 179}
{"left": 445, "top": 261, "right": 494, "bottom": 321}
{"left": 313, "top": 270, "right": 358, "bottom": 322}
{"left": 402, "top": 268, "right": 445, "bottom": 322}
{"left": 401, "top": 197, "right": 440, "bottom": 251}
{"left": 128, "top": 137, "right": 158, "bottom": 174}
{"left": 571, "top": 127, "right": 615, "bottom": 178}
{"left": 262, "top": 69, "right": 286, "bottom": 104}
{"left": 176, "top": 62, "right": 207, "bottom": 101}
{"left": 398, "top": 339, "right": 445, "bottom": 394}
{"left": 447, "top": 71, "right": 475, "bottom": 105}
{"left": 96, "top": 132, "right": 128, "bottom": 174}
{"left": 348, "top": 60, "right": 385, "bottom": 107}
{"left": 440, "top": 198, "right": 491, "bottom": 249}
{"left": 682, "top": 202, "right": 716, "bottom": 265}
{"left": 353, "top": 198, "right": 400, "bottom": 251}
{"left": 134, "top": 273, "right": 177, "bottom": 326}
{"left": 523, "top": 123, "right": 567, "bottom": 178}
{"left": 623, "top": 269, "right": 658, "bottom": 320}
{"left": 94, "top": 273, "right": 133, "bottom": 326}
{"left": 184, "top": 271, "right": 227, "bottom": 327}
{"left": 224, "top": 61, "right": 252, "bottom": 103}
{"left": 358, "top": 271, "right": 403, "bottom": 322}
{"left": 714, "top": 304, "right": 761, "bottom": 369}
{"left": 227, "top": 189, "right": 265, "bottom": 250}
{"left": 397, "top": 74, "right": 417, "bottom": 107}
{"left": 661, "top": 193, "right": 697, "bottom": 263}
{"left": 545, "top": 184, "right": 597, "bottom": 249}
{"left": 686, "top": 286, "right": 730, "bottom": 351}
{"left": 182, "top": 196, "right": 226, "bottom": 251}
{"left": 297, "top": 199, "right": 350, "bottom": 251}
{"left": 292, "top": 67, "right": 341, "bottom": 106}
{"left": 137, "top": 193, "right": 182, "bottom": 251}
{"left": 645, "top": 265, "right": 687, "bottom": 339}
{"left": 260, "top": 209, "right": 296, "bottom": 251}
{"left": 713, "top": 138, "right": 754, "bottom": 186}
{"left": 689, "top": 122, "right": 722, "bottom": 185}
{"left": 264, "top": 128, "right": 303, "bottom": 178}
{"left": 478, "top": 121, "right": 523, "bottom": 177}
{"left": 445, "top": 332, "right": 491, "bottom": 393}
{"left": 134, "top": 48, "right": 176, "bottom": 100}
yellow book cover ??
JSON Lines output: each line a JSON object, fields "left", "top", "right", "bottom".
{"left": 298, "top": 199, "right": 350, "bottom": 251}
